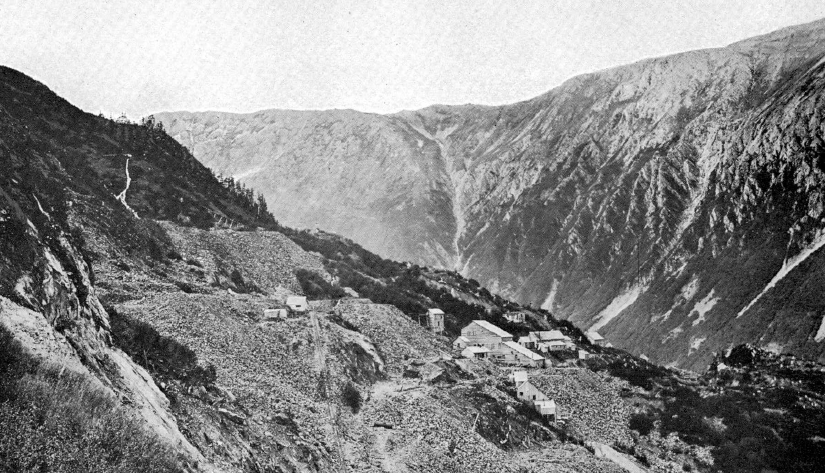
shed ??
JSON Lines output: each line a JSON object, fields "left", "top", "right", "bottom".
{"left": 426, "top": 308, "right": 445, "bottom": 333}
{"left": 586, "top": 331, "right": 605, "bottom": 346}
{"left": 286, "top": 296, "right": 308, "bottom": 314}
{"left": 461, "top": 346, "right": 490, "bottom": 360}
{"left": 452, "top": 336, "right": 470, "bottom": 350}
{"left": 263, "top": 308, "right": 287, "bottom": 320}
{"left": 534, "top": 399, "right": 557, "bottom": 421}
{"left": 492, "top": 341, "right": 545, "bottom": 368}
{"left": 460, "top": 320, "right": 513, "bottom": 350}
{"left": 578, "top": 349, "right": 590, "bottom": 360}
{"left": 509, "top": 370, "right": 528, "bottom": 384}
{"left": 516, "top": 380, "right": 548, "bottom": 402}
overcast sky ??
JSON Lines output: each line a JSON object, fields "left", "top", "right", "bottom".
{"left": 1, "top": 1, "right": 824, "bottom": 118}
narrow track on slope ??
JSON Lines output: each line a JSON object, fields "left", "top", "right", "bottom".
{"left": 308, "top": 309, "right": 347, "bottom": 472}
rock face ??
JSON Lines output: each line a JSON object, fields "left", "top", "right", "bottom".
{"left": 158, "top": 19, "right": 825, "bottom": 370}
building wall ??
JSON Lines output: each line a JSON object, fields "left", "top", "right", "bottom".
{"left": 516, "top": 382, "right": 548, "bottom": 402}
{"left": 461, "top": 322, "right": 508, "bottom": 349}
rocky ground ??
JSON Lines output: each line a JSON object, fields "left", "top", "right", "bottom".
{"left": 87, "top": 222, "right": 671, "bottom": 472}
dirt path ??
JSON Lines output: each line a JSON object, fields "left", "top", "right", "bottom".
{"left": 308, "top": 310, "right": 347, "bottom": 472}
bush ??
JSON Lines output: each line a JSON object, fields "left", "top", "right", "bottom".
{"left": 185, "top": 258, "right": 202, "bottom": 268}
{"left": 295, "top": 269, "right": 347, "bottom": 300}
{"left": 228, "top": 268, "right": 259, "bottom": 294}
{"left": 341, "top": 381, "right": 362, "bottom": 413}
{"left": 629, "top": 412, "right": 655, "bottom": 436}
{"left": 0, "top": 325, "right": 182, "bottom": 472}
{"left": 107, "top": 306, "right": 216, "bottom": 386}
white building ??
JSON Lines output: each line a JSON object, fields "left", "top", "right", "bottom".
{"left": 286, "top": 296, "right": 308, "bottom": 314}
{"left": 586, "top": 331, "right": 605, "bottom": 346}
{"left": 460, "top": 320, "right": 514, "bottom": 350}
{"left": 426, "top": 308, "right": 445, "bottom": 333}
{"left": 519, "top": 330, "right": 574, "bottom": 352}
{"left": 504, "top": 312, "right": 526, "bottom": 323}
{"left": 491, "top": 341, "right": 545, "bottom": 368}
{"left": 534, "top": 399, "right": 557, "bottom": 421}
{"left": 452, "top": 336, "right": 470, "bottom": 350}
{"left": 516, "top": 380, "right": 548, "bottom": 402}
{"left": 263, "top": 308, "right": 287, "bottom": 320}
{"left": 461, "top": 346, "right": 490, "bottom": 360}
{"left": 509, "top": 370, "right": 528, "bottom": 384}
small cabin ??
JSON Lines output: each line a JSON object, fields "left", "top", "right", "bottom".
{"left": 491, "top": 341, "right": 545, "bottom": 368}
{"left": 534, "top": 399, "right": 557, "bottom": 421}
{"left": 263, "top": 308, "right": 288, "bottom": 320}
{"left": 452, "top": 336, "right": 470, "bottom": 350}
{"left": 286, "top": 296, "right": 308, "bottom": 314}
{"left": 586, "top": 331, "right": 605, "bottom": 346}
{"left": 460, "top": 320, "right": 513, "bottom": 350}
{"left": 504, "top": 311, "right": 526, "bottom": 323}
{"left": 516, "top": 380, "right": 548, "bottom": 402}
{"left": 426, "top": 308, "right": 445, "bottom": 333}
{"left": 520, "top": 330, "right": 573, "bottom": 352}
{"left": 578, "top": 349, "right": 590, "bottom": 360}
{"left": 509, "top": 370, "right": 528, "bottom": 385}
{"left": 461, "top": 346, "right": 490, "bottom": 360}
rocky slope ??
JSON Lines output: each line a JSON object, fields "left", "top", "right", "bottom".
{"left": 158, "top": 18, "right": 825, "bottom": 370}
{"left": 0, "top": 64, "right": 660, "bottom": 472}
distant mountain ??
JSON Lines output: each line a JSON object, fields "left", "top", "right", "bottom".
{"left": 158, "top": 18, "right": 825, "bottom": 370}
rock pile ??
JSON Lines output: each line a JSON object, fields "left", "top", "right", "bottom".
{"left": 160, "top": 222, "right": 328, "bottom": 294}
{"left": 530, "top": 368, "right": 633, "bottom": 448}
{"left": 336, "top": 300, "right": 448, "bottom": 375}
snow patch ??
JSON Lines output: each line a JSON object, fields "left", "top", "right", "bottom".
{"left": 763, "top": 342, "right": 784, "bottom": 354}
{"left": 541, "top": 279, "right": 559, "bottom": 311}
{"left": 589, "top": 284, "right": 646, "bottom": 333}
{"left": 689, "top": 336, "right": 706, "bottom": 355}
{"left": 737, "top": 231, "right": 825, "bottom": 318}
{"left": 681, "top": 277, "right": 700, "bottom": 302}
{"left": 232, "top": 166, "right": 264, "bottom": 180}
{"left": 691, "top": 289, "right": 719, "bottom": 326}
{"left": 816, "top": 315, "right": 825, "bottom": 343}
{"left": 662, "top": 325, "right": 684, "bottom": 344}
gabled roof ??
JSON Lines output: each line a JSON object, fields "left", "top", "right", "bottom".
{"left": 470, "top": 320, "right": 513, "bottom": 338}
{"left": 503, "top": 341, "right": 544, "bottom": 361}
{"left": 453, "top": 336, "right": 470, "bottom": 343}
{"left": 530, "top": 330, "right": 565, "bottom": 341}
{"left": 586, "top": 331, "right": 604, "bottom": 341}
{"left": 428, "top": 308, "right": 445, "bottom": 315}
{"left": 286, "top": 295, "right": 307, "bottom": 305}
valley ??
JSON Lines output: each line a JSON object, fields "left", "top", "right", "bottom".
{"left": 1, "top": 13, "right": 825, "bottom": 473}
{"left": 159, "top": 18, "right": 825, "bottom": 370}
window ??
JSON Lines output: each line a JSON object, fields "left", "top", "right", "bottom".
{"left": 532, "top": 395, "right": 536, "bottom": 400}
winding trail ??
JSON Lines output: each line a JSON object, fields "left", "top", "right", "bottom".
{"left": 114, "top": 156, "right": 139, "bottom": 218}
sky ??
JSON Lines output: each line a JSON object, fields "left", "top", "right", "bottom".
{"left": 1, "top": 1, "right": 824, "bottom": 119}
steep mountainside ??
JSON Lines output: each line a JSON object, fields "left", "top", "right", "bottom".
{"left": 158, "top": 19, "right": 825, "bottom": 369}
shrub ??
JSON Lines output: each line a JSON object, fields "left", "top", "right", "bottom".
{"left": 228, "top": 268, "right": 260, "bottom": 294}
{"left": 295, "top": 269, "right": 347, "bottom": 300}
{"left": 629, "top": 412, "right": 655, "bottom": 436}
{"left": 185, "top": 258, "right": 202, "bottom": 268}
{"left": 174, "top": 281, "right": 194, "bottom": 293}
{"left": 0, "top": 325, "right": 182, "bottom": 472}
{"left": 341, "top": 381, "right": 362, "bottom": 413}
{"left": 107, "top": 306, "right": 216, "bottom": 386}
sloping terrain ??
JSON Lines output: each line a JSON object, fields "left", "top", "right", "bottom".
{"left": 158, "top": 18, "right": 825, "bottom": 369}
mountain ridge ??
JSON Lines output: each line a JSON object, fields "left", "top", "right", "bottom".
{"left": 157, "top": 18, "right": 825, "bottom": 370}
